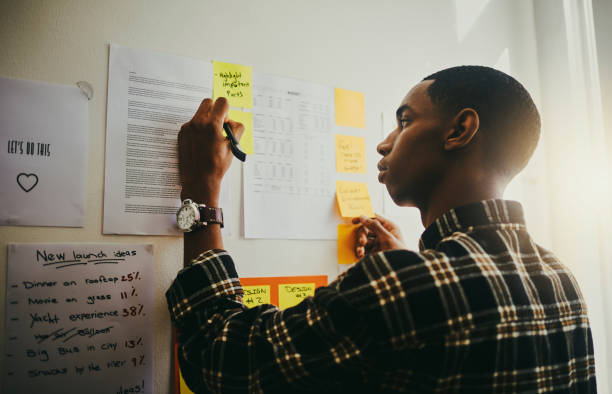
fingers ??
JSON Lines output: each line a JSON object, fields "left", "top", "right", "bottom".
{"left": 360, "top": 215, "right": 392, "bottom": 237}
{"left": 211, "top": 97, "right": 229, "bottom": 128}
{"left": 226, "top": 119, "right": 245, "bottom": 142}
{"left": 194, "top": 98, "right": 213, "bottom": 120}
{"left": 355, "top": 225, "right": 369, "bottom": 257}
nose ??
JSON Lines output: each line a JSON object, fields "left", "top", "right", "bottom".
{"left": 377, "top": 133, "right": 394, "bottom": 156}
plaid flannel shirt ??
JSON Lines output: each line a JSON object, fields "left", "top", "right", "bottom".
{"left": 166, "top": 199, "right": 596, "bottom": 393}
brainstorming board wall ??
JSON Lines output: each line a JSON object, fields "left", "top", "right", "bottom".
{"left": 0, "top": 0, "right": 546, "bottom": 392}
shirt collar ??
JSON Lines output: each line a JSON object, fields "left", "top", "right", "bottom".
{"left": 418, "top": 199, "right": 526, "bottom": 251}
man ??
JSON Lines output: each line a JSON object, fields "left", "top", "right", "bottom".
{"left": 167, "top": 66, "right": 596, "bottom": 393}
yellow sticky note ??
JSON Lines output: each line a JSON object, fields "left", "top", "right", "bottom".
{"left": 335, "top": 88, "right": 366, "bottom": 128}
{"left": 338, "top": 224, "right": 360, "bottom": 265}
{"left": 335, "top": 134, "right": 366, "bottom": 173}
{"left": 228, "top": 110, "right": 254, "bottom": 155}
{"left": 213, "top": 61, "right": 253, "bottom": 108}
{"left": 278, "top": 283, "right": 315, "bottom": 309}
{"left": 242, "top": 285, "right": 270, "bottom": 308}
{"left": 336, "top": 180, "right": 375, "bottom": 218}
{"left": 180, "top": 369, "right": 194, "bottom": 394}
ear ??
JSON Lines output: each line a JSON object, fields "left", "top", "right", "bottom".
{"left": 444, "top": 108, "right": 479, "bottom": 151}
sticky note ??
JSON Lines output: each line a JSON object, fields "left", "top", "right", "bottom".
{"left": 242, "top": 285, "right": 270, "bottom": 308}
{"left": 335, "top": 87, "right": 366, "bottom": 128}
{"left": 180, "top": 369, "right": 194, "bottom": 394}
{"left": 336, "top": 180, "right": 375, "bottom": 218}
{"left": 228, "top": 110, "right": 254, "bottom": 155}
{"left": 335, "top": 134, "right": 366, "bottom": 173}
{"left": 278, "top": 283, "right": 315, "bottom": 309}
{"left": 338, "top": 224, "right": 360, "bottom": 265}
{"left": 213, "top": 61, "right": 253, "bottom": 108}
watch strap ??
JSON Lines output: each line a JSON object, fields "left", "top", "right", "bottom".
{"left": 197, "top": 205, "right": 224, "bottom": 228}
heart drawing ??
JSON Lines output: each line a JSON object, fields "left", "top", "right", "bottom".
{"left": 17, "top": 173, "right": 39, "bottom": 192}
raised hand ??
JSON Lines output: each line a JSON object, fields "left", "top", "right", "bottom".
{"left": 353, "top": 214, "right": 405, "bottom": 258}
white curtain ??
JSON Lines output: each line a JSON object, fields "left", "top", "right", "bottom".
{"left": 533, "top": 0, "right": 612, "bottom": 391}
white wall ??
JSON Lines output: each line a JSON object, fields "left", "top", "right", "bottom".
{"left": 0, "top": 1, "right": 546, "bottom": 392}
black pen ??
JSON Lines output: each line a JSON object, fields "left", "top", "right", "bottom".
{"left": 223, "top": 122, "right": 246, "bottom": 162}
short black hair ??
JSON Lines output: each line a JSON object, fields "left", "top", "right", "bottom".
{"left": 423, "top": 65, "right": 541, "bottom": 178}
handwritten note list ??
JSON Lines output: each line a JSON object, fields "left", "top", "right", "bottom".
{"left": 4, "top": 243, "right": 154, "bottom": 394}
{"left": 213, "top": 61, "right": 253, "bottom": 108}
{"left": 335, "top": 134, "right": 366, "bottom": 173}
{"left": 336, "top": 180, "right": 375, "bottom": 218}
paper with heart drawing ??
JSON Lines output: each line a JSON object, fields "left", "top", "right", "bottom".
{"left": 0, "top": 77, "right": 88, "bottom": 227}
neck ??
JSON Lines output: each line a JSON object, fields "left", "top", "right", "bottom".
{"left": 418, "top": 170, "right": 505, "bottom": 228}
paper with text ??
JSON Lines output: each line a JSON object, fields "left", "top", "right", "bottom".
{"left": 213, "top": 61, "right": 253, "bottom": 108}
{"left": 335, "top": 88, "right": 366, "bottom": 128}
{"left": 335, "top": 134, "right": 366, "bottom": 173}
{"left": 244, "top": 72, "right": 339, "bottom": 239}
{"left": 0, "top": 77, "right": 88, "bottom": 227}
{"left": 4, "top": 243, "right": 154, "bottom": 394}
{"left": 336, "top": 180, "right": 375, "bottom": 218}
{"left": 278, "top": 283, "right": 316, "bottom": 309}
{"left": 337, "top": 224, "right": 360, "bottom": 265}
{"left": 104, "top": 44, "right": 231, "bottom": 235}
{"left": 242, "top": 285, "right": 270, "bottom": 308}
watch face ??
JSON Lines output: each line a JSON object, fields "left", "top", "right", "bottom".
{"left": 177, "top": 204, "right": 198, "bottom": 231}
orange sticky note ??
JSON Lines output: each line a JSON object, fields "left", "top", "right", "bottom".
{"left": 278, "top": 283, "right": 315, "bottom": 309}
{"left": 335, "top": 88, "right": 366, "bottom": 128}
{"left": 336, "top": 180, "right": 375, "bottom": 218}
{"left": 335, "top": 134, "right": 366, "bottom": 173}
{"left": 213, "top": 61, "right": 253, "bottom": 108}
{"left": 338, "top": 224, "right": 360, "bottom": 265}
{"left": 242, "top": 285, "right": 270, "bottom": 308}
{"left": 228, "top": 110, "right": 254, "bottom": 155}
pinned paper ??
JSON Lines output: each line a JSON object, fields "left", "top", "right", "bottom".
{"left": 213, "top": 61, "right": 253, "bottom": 108}
{"left": 335, "top": 88, "right": 365, "bottom": 128}
{"left": 228, "top": 110, "right": 254, "bottom": 155}
{"left": 243, "top": 285, "right": 270, "bottom": 308}
{"left": 335, "top": 134, "right": 366, "bottom": 173}
{"left": 278, "top": 283, "right": 316, "bottom": 309}
{"left": 4, "top": 243, "right": 154, "bottom": 394}
{"left": 1, "top": 77, "right": 88, "bottom": 227}
{"left": 336, "top": 180, "right": 375, "bottom": 218}
{"left": 338, "top": 224, "right": 360, "bottom": 265}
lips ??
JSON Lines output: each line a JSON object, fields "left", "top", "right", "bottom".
{"left": 377, "top": 161, "right": 388, "bottom": 183}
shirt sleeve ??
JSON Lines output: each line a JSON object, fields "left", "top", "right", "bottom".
{"left": 166, "top": 248, "right": 436, "bottom": 393}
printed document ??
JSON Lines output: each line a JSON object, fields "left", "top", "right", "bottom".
{"left": 104, "top": 45, "right": 230, "bottom": 235}
{"left": 244, "top": 73, "right": 339, "bottom": 239}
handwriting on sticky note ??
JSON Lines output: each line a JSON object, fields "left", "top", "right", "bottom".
{"left": 242, "top": 285, "right": 270, "bottom": 308}
{"left": 228, "top": 110, "right": 254, "bottom": 155}
{"left": 336, "top": 180, "right": 375, "bottom": 218}
{"left": 335, "top": 88, "right": 366, "bottom": 128}
{"left": 335, "top": 134, "right": 366, "bottom": 173}
{"left": 278, "top": 283, "right": 315, "bottom": 309}
{"left": 337, "top": 224, "right": 360, "bottom": 265}
{"left": 213, "top": 61, "right": 253, "bottom": 108}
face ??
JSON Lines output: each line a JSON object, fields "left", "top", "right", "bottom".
{"left": 377, "top": 80, "right": 449, "bottom": 207}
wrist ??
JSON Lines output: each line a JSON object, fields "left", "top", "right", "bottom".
{"left": 181, "top": 182, "right": 221, "bottom": 206}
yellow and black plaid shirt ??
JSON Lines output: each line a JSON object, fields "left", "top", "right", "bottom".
{"left": 167, "top": 199, "right": 596, "bottom": 393}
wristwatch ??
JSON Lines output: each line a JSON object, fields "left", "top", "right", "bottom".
{"left": 176, "top": 199, "right": 224, "bottom": 232}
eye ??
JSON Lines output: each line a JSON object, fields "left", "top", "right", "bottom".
{"left": 399, "top": 118, "right": 411, "bottom": 128}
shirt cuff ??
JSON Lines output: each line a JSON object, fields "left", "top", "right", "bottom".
{"left": 166, "top": 249, "right": 243, "bottom": 325}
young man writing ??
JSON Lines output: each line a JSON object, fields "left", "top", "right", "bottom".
{"left": 167, "top": 66, "right": 596, "bottom": 393}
